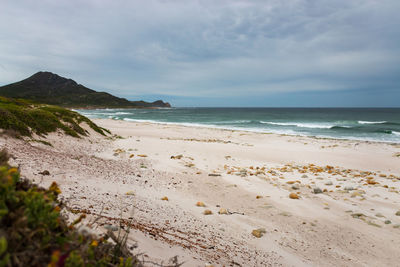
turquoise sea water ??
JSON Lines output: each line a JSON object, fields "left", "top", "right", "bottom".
{"left": 77, "top": 108, "right": 400, "bottom": 143}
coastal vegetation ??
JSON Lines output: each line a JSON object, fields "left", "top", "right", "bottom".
{"left": 0, "top": 149, "right": 142, "bottom": 267}
{"left": 0, "top": 96, "right": 109, "bottom": 138}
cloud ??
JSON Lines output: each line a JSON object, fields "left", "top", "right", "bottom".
{"left": 0, "top": 0, "right": 399, "bottom": 106}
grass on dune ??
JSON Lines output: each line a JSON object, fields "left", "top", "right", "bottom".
{"left": 0, "top": 96, "right": 110, "bottom": 138}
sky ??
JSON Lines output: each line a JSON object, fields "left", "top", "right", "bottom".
{"left": 0, "top": 0, "right": 399, "bottom": 107}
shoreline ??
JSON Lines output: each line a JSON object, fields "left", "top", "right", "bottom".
{"left": 98, "top": 117, "right": 400, "bottom": 146}
{"left": 2, "top": 117, "right": 400, "bottom": 266}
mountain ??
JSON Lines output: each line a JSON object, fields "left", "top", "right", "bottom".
{"left": 0, "top": 71, "right": 171, "bottom": 108}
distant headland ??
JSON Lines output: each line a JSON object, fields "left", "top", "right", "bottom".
{"left": 0, "top": 71, "right": 171, "bottom": 109}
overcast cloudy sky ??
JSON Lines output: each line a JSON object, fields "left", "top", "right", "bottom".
{"left": 1, "top": 0, "right": 399, "bottom": 107}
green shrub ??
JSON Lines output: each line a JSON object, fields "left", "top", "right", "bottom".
{"left": 0, "top": 96, "right": 109, "bottom": 138}
{"left": 0, "top": 157, "right": 142, "bottom": 267}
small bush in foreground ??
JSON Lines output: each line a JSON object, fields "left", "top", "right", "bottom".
{"left": 0, "top": 153, "right": 141, "bottom": 267}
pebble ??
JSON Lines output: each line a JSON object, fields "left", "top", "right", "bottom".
{"left": 375, "top": 213, "right": 385, "bottom": 218}
{"left": 125, "top": 191, "right": 135, "bottom": 195}
{"left": 291, "top": 184, "right": 300, "bottom": 190}
{"left": 344, "top": 186, "right": 354, "bottom": 191}
{"left": 218, "top": 208, "right": 228, "bottom": 215}
{"left": 196, "top": 201, "right": 206, "bottom": 207}
{"left": 301, "top": 174, "right": 308, "bottom": 178}
{"left": 325, "top": 181, "right": 333, "bottom": 186}
{"left": 203, "top": 209, "right": 213, "bottom": 215}
{"left": 161, "top": 196, "right": 169, "bottom": 201}
{"left": 39, "top": 170, "right": 50, "bottom": 175}
{"left": 384, "top": 220, "right": 391, "bottom": 224}
{"left": 252, "top": 228, "right": 266, "bottom": 238}
{"left": 289, "top": 193, "right": 299, "bottom": 199}
{"left": 396, "top": 211, "right": 400, "bottom": 216}
{"left": 313, "top": 187, "right": 322, "bottom": 194}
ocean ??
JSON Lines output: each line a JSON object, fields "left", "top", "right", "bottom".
{"left": 77, "top": 108, "right": 400, "bottom": 143}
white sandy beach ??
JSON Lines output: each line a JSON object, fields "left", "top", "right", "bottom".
{"left": 2, "top": 118, "right": 400, "bottom": 266}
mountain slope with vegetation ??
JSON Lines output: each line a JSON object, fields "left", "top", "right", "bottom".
{"left": 0, "top": 72, "right": 171, "bottom": 108}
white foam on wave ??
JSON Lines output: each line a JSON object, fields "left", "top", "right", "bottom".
{"left": 214, "top": 120, "right": 252, "bottom": 124}
{"left": 260, "top": 121, "right": 334, "bottom": 129}
{"left": 358, "top": 120, "right": 386, "bottom": 124}
{"left": 393, "top": 131, "right": 400, "bottom": 136}
{"left": 121, "top": 118, "right": 400, "bottom": 143}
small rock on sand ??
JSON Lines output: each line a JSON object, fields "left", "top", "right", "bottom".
{"left": 325, "top": 181, "right": 333, "bottom": 186}
{"left": 161, "top": 196, "right": 169, "bottom": 201}
{"left": 395, "top": 210, "right": 400, "bottom": 216}
{"left": 171, "top": 154, "right": 183, "bottom": 159}
{"left": 344, "top": 186, "right": 355, "bottom": 191}
{"left": 256, "top": 195, "right": 263, "bottom": 199}
{"left": 125, "top": 191, "right": 135, "bottom": 195}
{"left": 252, "top": 228, "right": 266, "bottom": 238}
{"left": 313, "top": 187, "right": 323, "bottom": 194}
{"left": 203, "top": 209, "right": 213, "bottom": 215}
{"left": 289, "top": 193, "right": 299, "bottom": 199}
{"left": 208, "top": 173, "right": 221, "bottom": 177}
{"left": 39, "top": 170, "right": 50, "bottom": 175}
{"left": 301, "top": 174, "right": 308, "bottom": 178}
{"left": 196, "top": 201, "right": 206, "bottom": 207}
{"left": 291, "top": 184, "right": 300, "bottom": 190}
{"left": 218, "top": 208, "right": 228, "bottom": 215}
